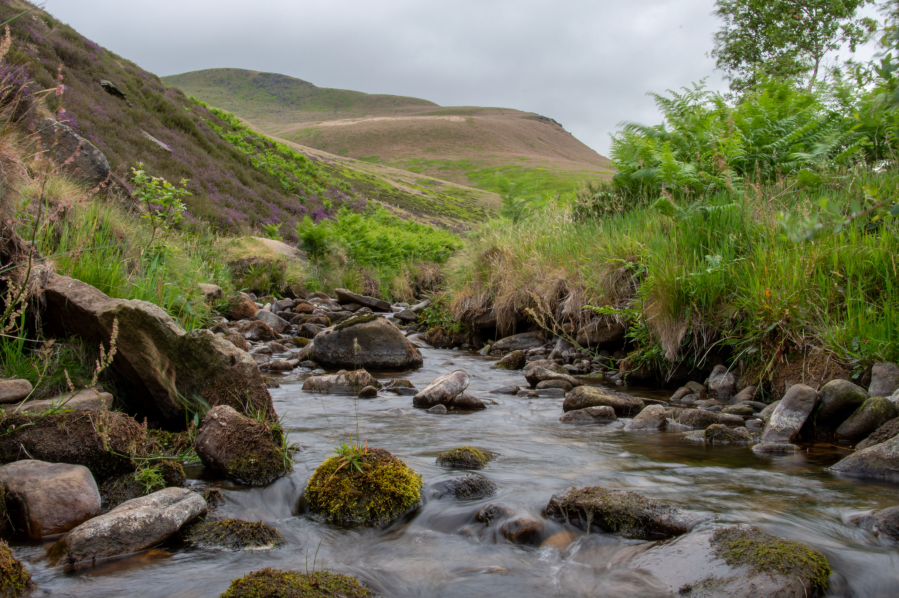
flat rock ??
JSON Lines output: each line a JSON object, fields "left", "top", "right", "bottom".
{"left": 49, "top": 488, "right": 206, "bottom": 565}
{"left": 413, "top": 370, "right": 469, "bottom": 409}
{"left": 829, "top": 434, "right": 899, "bottom": 481}
{"left": 559, "top": 405, "right": 616, "bottom": 425}
{"left": 445, "top": 393, "right": 487, "bottom": 411}
{"left": 525, "top": 367, "right": 582, "bottom": 389}
{"left": 0, "top": 387, "right": 113, "bottom": 413}
{"left": 0, "top": 460, "right": 100, "bottom": 538}
{"left": 492, "top": 332, "right": 545, "bottom": 353}
{"left": 0, "top": 379, "right": 32, "bottom": 404}
{"left": 759, "top": 384, "right": 817, "bottom": 444}
{"left": 563, "top": 386, "right": 644, "bottom": 416}
{"left": 334, "top": 288, "right": 391, "bottom": 312}
{"left": 301, "top": 370, "right": 380, "bottom": 396}
{"left": 489, "top": 385, "right": 521, "bottom": 395}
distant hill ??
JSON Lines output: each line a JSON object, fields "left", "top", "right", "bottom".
{"left": 0, "top": 2, "right": 493, "bottom": 233}
{"left": 164, "top": 69, "right": 613, "bottom": 196}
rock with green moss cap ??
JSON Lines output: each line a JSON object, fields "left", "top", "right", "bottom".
{"left": 628, "top": 526, "right": 831, "bottom": 597}
{"left": 304, "top": 448, "right": 421, "bottom": 526}
{"left": 0, "top": 539, "right": 31, "bottom": 597}
{"left": 492, "top": 350, "right": 526, "bottom": 370}
{"left": 436, "top": 446, "right": 494, "bottom": 469}
{"left": 184, "top": 518, "right": 285, "bottom": 550}
{"left": 835, "top": 397, "right": 899, "bottom": 443}
{"left": 544, "top": 486, "right": 692, "bottom": 540}
{"left": 312, "top": 316, "right": 422, "bottom": 371}
{"left": 221, "top": 568, "right": 372, "bottom": 598}
{"left": 196, "top": 406, "right": 292, "bottom": 487}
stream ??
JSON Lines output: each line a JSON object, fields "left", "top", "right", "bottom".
{"left": 14, "top": 348, "right": 899, "bottom": 597}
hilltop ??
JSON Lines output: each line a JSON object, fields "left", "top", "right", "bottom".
{"left": 164, "top": 68, "right": 613, "bottom": 196}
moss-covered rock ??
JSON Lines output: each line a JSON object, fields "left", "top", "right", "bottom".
{"left": 436, "top": 446, "right": 494, "bottom": 469}
{"left": 0, "top": 539, "right": 31, "bottom": 597}
{"left": 835, "top": 397, "right": 899, "bottom": 443}
{"left": 304, "top": 448, "right": 421, "bottom": 526}
{"left": 711, "top": 526, "right": 831, "bottom": 594}
{"left": 221, "top": 568, "right": 372, "bottom": 598}
{"left": 431, "top": 475, "right": 498, "bottom": 500}
{"left": 704, "top": 424, "right": 752, "bottom": 444}
{"left": 492, "top": 350, "right": 526, "bottom": 370}
{"left": 544, "top": 486, "right": 692, "bottom": 540}
{"left": 184, "top": 519, "right": 285, "bottom": 551}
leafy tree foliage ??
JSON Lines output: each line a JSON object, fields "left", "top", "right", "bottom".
{"left": 712, "top": 0, "right": 876, "bottom": 93}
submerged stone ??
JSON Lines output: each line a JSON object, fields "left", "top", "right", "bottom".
{"left": 184, "top": 519, "right": 285, "bottom": 551}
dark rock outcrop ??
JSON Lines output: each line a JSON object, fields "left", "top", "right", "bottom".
{"left": 312, "top": 315, "right": 422, "bottom": 371}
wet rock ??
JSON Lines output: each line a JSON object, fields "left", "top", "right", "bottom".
{"left": 37, "top": 118, "right": 110, "bottom": 186}
{"left": 406, "top": 333, "right": 433, "bottom": 349}
{"left": 436, "top": 446, "right": 494, "bottom": 469}
{"left": 476, "top": 503, "right": 515, "bottom": 526}
{"left": 857, "top": 417, "right": 899, "bottom": 450}
{"left": 0, "top": 386, "right": 113, "bottom": 414}
{"left": 759, "top": 400, "right": 780, "bottom": 423}
{"left": 733, "top": 385, "right": 757, "bottom": 404}
{"left": 431, "top": 475, "right": 497, "bottom": 500}
{"left": 312, "top": 315, "right": 423, "bottom": 371}
{"left": 0, "top": 380, "right": 31, "bottom": 404}
{"left": 627, "top": 526, "right": 831, "bottom": 598}
{"left": 413, "top": 370, "right": 469, "bottom": 409}
{"left": 559, "top": 405, "right": 617, "bottom": 425}
{"left": 525, "top": 367, "right": 582, "bottom": 389}
{"left": 0, "top": 460, "right": 100, "bottom": 538}
{"left": 196, "top": 406, "right": 292, "bottom": 486}
{"left": 183, "top": 518, "right": 285, "bottom": 550}
{"left": 428, "top": 404, "right": 447, "bottom": 414}
{"left": 708, "top": 365, "right": 736, "bottom": 402}
{"left": 816, "top": 379, "right": 868, "bottom": 429}
{"left": 0, "top": 539, "right": 31, "bottom": 596}
{"left": 855, "top": 506, "right": 899, "bottom": 539}
{"left": 758, "top": 384, "right": 818, "bottom": 445}
{"left": 536, "top": 379, "right": 573, "bottom": 392}
{"left": 224, "top": 294, "right": 259, "bottom": 320}
{"left": 624, "top": 404, "right": 667, "bottom": 431}
{"left": 489, "top": 385, "right": 521, "bottom": 395}
{"left": 563, "top": 386, "right": 644, "bottom": 416}
{"left": 492, "top": 350, "right": 526, "bottom": 370}
{"left": 499, "top": 517, "right": 543, "bottom": 545}
{"left": 358, "top": 385, "right": 379, "bottom": 398}
{"left": 544, "top": 486, "right": 691, "bottom": 540}
{"left": 445, "top": 393, "right": 487, "bottom": 411}
{"left": 221, "top": 568, "right": 372, "bottom": 598}
{"left": 753, "top": 442, "right": 800, "bottom": 453}
{"left": 0, "top": 410, "right": 145, "bottom": 481}
{"left": 302, "top": 370, "right": 380, "bottom": 396}
{"left": 675, "top": 409, "right": 720, "bottom": 429}
{"left": 305, "top": 448, "right": 422, "bottom": 525}
{"left": 869, "top": 362, "right": 899, "bottom": 398}
{"left": 704, "top": 424, "right": 752, "bottom": 444}
{"left": 721, "top": 405, "right": 753, "bottom": 417}
{"left": 829, "top": 434, "right": 899, "bottom": 481}
{"left": 492, "top": 332, "right": 545, "bottom": 353}
{"left": 49, "top": 488, "right": 206, "bottom": 566}
{"left": 334, "top": 288, "right": 391, "bottom": 312}
{"left": 834, "top": 397, "right": 899, "bottom": 443}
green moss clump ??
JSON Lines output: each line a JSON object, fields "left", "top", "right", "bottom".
{"left": 0, "top": 539, "right": 31, "bottom": 597}
{"left": 436, "top": 446, "right": 494, "bottom": 469}
{"left": 291, "top": 337, "right": 311, "bottom": 347}
{"left": 221, "top": 568, "right": 371, "bottom": 598}
{"left": 229, "top": 448, "right": 290, "bottom": 487}
{"left": 334, "top": 314, "right": 378, "bottom": 331}
{"left": 304, "top": 448, "right": 422, "bottom": 526}
{"left": 147, "top": 429, "right": 194, "bottom": 456}
{"left": 711, "top": 527, "right": 831, "bottom": 593}
{"left": 185, "top": 519, "right": 285, "bottom": 551}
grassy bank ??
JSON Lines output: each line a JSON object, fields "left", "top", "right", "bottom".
{"left": 445, "top": 167, "right": 899, "bottom": 387}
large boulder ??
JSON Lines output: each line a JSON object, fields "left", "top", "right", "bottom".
{"left": 312, "top": 315, "right": 422, "bottom": 371}
{"left": 707, "top": 365, "right": 737, "bottom": 402}
{"left": 301, "top": 370, "right": 380, "bottom": 395}
{"left": 563, "top": 386, "right": 644, "bottom": 416}
{"left": 0, "top": 460, "right": 101, "bottom": 538}
{"left": 834, "top": 397, "right": 899, "bottom": 444}
{"left": 304, "top": 448, "right": 421, "bottom": 525}
{"left": 559, "top": 405, "right": 617, "bottom": 425}
{"left": 753, "top": 384, "right": 817, "bottom": 452}
{"left": 0, "top": 380, "right": 31, "bottom": 404}
{"left": 41, "top": 275, "right": 274, "bottom": 425}
{"left": 816, "top": 379, "right": 868, "bottom": 428}
{"left": 627, "top": 526, "right": 831, "bottom": 598}
{"left": 492, "top": 331, "right": 545, "bottom": 353}
{"left": 195, "top": 406, "right": 292, "bottom": 486}
{"left": 624, "top": 404, "right": 668, "bottom": 431}
{"left": 413, "top": 370, "right": 469, "bottom": 409}
{"left": 37, "top": 118, "right": 110, "bottom": 186}
{"left": 524, "top": 367, "right": 582, "bottom": 389}
{"left": 334, "top": 288, "right": 391, "bottom": 312}
{"left": 544, "top": 486, "right": 692, "bottom": 540}
{"left": 829, "top": 434, "right": 899, "bottom": 481}
{"left": 49, "top": 487, "right": 206, "bottom": 565}
{"left": 0, "top": 410, "right": 145, "bottom": 481}
{"left": 869, "top": 362, "right": 899, "bottom": 398}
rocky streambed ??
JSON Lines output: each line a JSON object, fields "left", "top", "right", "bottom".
{"left": 9, "top": 346, "right": 899, "bottom": 597}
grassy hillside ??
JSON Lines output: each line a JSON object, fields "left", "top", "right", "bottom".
{"left": 0, "top": 3, "right": 492, "bottom": 230}
{"left": 163, "top": 68, "right": 614, "bottom": 197}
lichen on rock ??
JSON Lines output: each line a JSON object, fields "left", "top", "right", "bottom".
{"left": 436, "top": 446, "right": 494, "bottom": 469}
{"left": 221, "top": 568, "right": 372, "bottom": 598}
{"left": 304, "top": 448, "right": 422, "bottom": 526}
{"left": 184, "top": 518, "right": 285, "bottom": 551}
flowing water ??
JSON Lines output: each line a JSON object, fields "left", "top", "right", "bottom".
{"left": 14, "top": 349, "right": 899, "bottom": 597}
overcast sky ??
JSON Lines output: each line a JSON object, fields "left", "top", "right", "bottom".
{"left": 46, "top": 0, "right": 880, "bottom": 156}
